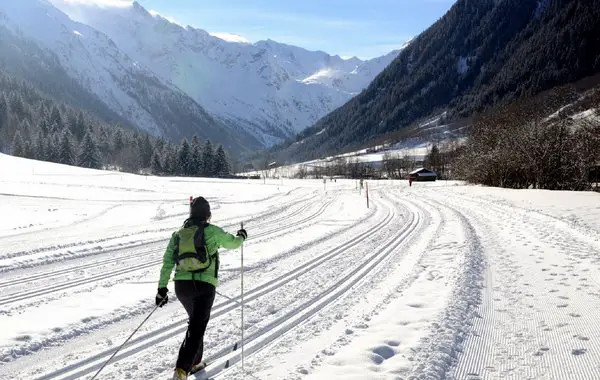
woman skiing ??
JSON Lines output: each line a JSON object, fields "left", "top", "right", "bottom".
{"left": 156, "top": 196, "right": 247, "bottom": 380}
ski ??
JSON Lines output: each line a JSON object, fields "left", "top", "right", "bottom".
{"left": 190, "top": 361, "right": 207, "bottom": 375}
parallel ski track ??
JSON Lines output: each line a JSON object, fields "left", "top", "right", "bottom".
{"left": 34, "top": 191, "right": 396, "bottom": 380}
{"left": 0, "top": 190, "right": 319, "bottom": 265}
{"left": 197, "top": 193, "right": 423, "bottom": 380}
{"left": 0, "top": 193, "right": 338, "bottom": 308}
{"left": 0, "top": 191, "right": 322, "bottom": 290}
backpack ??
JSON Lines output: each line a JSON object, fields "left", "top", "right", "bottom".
{"left": 173, "top": 223, "right": 211, "bottom": 273}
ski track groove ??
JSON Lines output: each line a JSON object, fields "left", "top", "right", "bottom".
{"left": 428, "top": 190, "right": 600, "bottom": 380}
{"left": 22, "top": 190, "right": 391, "bottom": 380}
{"left": 0, "top": 190, "right": 320, "bottom": 270}
{"left": 404, "top": 194, "right": 485, "bottom": 380}
{"left": 235, "top": 190, "right": 440, "bottom": 380}
{"left": 29, "top": 190, "right": 394, "bottom": 380}
{"left": 0, "top": 193, "right": 339, "bottom": 309}
{"left": 0, "top": 190, "right": 322, "bottom": 288}
{"left": 193, "top": 191, "right": 422, "bottom": 380}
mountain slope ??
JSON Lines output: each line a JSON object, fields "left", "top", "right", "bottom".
{"left": 275, "top": 0, "right": 600, "bottom": 162}
{"left": 50, "top": 1, "right": 401, "bottom": 146}
{"left": 0, "top": 0, "right": 261, "bottom": 153}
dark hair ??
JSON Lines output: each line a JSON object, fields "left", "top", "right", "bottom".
{"left": 189, "top": 196, "right": 211, "bottom": 221}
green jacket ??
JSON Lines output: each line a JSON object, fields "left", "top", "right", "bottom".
{"left": 158, "top": 224, "right": 244, "bottom": 288}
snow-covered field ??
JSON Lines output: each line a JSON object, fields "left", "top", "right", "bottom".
{"left": 1, "top": 153, "right": 600, "bottom": 380}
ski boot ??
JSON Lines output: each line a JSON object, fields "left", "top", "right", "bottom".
{"left": 172, "top": 368, "right": 188, "bottom": 380}
{"left": 190, "top": 361, "right": 207, "bottom": 374}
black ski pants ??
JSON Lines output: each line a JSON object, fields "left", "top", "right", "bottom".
{"left": 174, "top": 280, "right": 216, "bottom": 372}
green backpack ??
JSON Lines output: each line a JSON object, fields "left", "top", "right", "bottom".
{"left": 173, "top": 223, "right": 211, "bottom": 273}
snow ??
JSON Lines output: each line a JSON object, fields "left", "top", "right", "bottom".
{"left": 1, "top": 154, "right": 600, "bottom": 380}
{"left": 0, "top": 0, "right": 167, "bottom": 136}
{"left": 457, "top": 56, "right": 469, "bottom": 74}
{"left": 47, "top": 0, "right": 402, "bottom": 145}
{"left": 209, "top": 32, "right": 251, "bottom": 44}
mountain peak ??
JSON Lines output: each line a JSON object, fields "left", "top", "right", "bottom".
{"left": 131, "top": 1, "right": 151, "bottom": 18}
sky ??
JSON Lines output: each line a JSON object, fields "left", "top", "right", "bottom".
{"left": 61, "top": 0, "right": 457, "bottom": 59}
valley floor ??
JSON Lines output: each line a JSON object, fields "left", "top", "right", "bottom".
{"left": 1, "top": 153, "right": 599, "bottom": 380}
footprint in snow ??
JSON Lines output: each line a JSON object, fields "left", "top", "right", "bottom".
{"left": 371, "top": 345, "right": 396, "bottom": 363}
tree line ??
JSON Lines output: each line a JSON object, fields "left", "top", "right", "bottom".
{"left": 1, "top": 71, "right": 232, "bottom": 177}
{"left": 454, "top": 86, "right": 600, "bottom": 190}
{"left": 270, "top": 0, "right": 600, "bottom": 164}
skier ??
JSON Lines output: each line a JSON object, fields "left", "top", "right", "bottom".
{"left": 155, "top": 196, "right": 247, "bottom": 380}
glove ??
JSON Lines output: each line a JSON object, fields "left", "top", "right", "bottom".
{"left": 237, "top": 229, "right": 247, "bottom": 240}
{"left": 156, "top": 287, "right": 168, "bottom": 307}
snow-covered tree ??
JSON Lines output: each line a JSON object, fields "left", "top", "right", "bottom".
{"left": 59, "top": 132, "right": 75, "bottom": 166}
{"left": 214, "top": 145, "right": 230, "bottom": 177}
{"left": 177, "top": 139, "right": 192, "bottom": 176}
{"left": 78, "top": 132, "right": 101, "bottom": 169}
{"left": 11, "top": 130, "right": 24, "bottom": 157}
{"left": 201, "top": 139, "right": 214, "bottom": 177}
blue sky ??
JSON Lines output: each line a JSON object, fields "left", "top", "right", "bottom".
{"left": 82, "top": 0, "right": 457, "bottom": 59}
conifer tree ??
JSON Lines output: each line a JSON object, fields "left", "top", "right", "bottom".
{"left": 59, "top": 132, "right": 75, "bottom": 166}
{"left": 190, "top": 136, "right": 202, "bottom": 176}
{"left": 78, "top": 132, "right": 101, "bottom": 169}
{"left": 11, "top": 130, "right": 24, "bottom": 157}
{"left": 35, "top": 132, "right": 46, "bottom": 161}
{"left": 214, "top": 145, "right": 231, "bottom": 177}
{"left": 0, "top": 95, "right": 8, "bottom": 132}
{"left": 150, "top": 149, "right": 163, "bottom": 175}
{"left": 177, "top": 139, "right": 192, "bottom": 176}
{"left": 23, "top": 140, "right": 34, "bottom": 159}
{"left": 201, "top": 139, "right": 214, "bottom": 177}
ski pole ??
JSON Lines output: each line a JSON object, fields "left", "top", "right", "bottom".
{"left": 240, "top": 221, "right": 245, "bottom": 374}
{"left": 90, "top": 304, "right": 161, "bottom": 380}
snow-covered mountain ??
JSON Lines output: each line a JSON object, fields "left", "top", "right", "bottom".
{"left": 0, "top": 0, "right": 259, "bottom": 152}
{"left": 49, "top": 0, "right": 401, "bottom": 146}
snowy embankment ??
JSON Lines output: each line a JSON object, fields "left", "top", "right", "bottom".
{"left": 1, "top": 154, "right": 599, "bottom": 380}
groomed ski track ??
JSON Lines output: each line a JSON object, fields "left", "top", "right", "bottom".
{"left": 1, "top": 171, "right": 600, "bottom": 379}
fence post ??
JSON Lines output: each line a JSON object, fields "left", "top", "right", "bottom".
{"left": 366, "top": 182, "right": 369, "bottom": 208}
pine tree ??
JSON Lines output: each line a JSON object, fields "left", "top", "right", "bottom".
{"left": 138, "top": 134, "right": 153, "bottom": 169}
{"left": 59, "top": 132, "right": 75, "bottom": 166}
{"left": 23, "top": 140, "right": 34, "bottom": 159}
{"left": 11, "top": 131, "right": 24, "bottom": 157}
{"left": 45, "top": 134, "right": 60, "bottom": 163}
{"left": 177, "top": 139, "right": 192, "bottom": 176}
{"left": 9, "top": 93, "right": 25, "bottom": 119}
{"left": 78, "top": 132, "right": 102, "bottom": 169}
{"left": 190, "top": 136, "right": 202, "bottom": 176}
{"left": 35, "top": 132, "right": 46, "bottom": 161}
{"left": 71, "top": 112, "right": 86, "bottom": 141}
{"left": 162, "top": 145, "right": 176, "bottom": 176}
{"left": 150, "top": 149, "right": 163, "bottom": 175}
{"left": 48, "top": 106, "right": 63, "bottom": 133}
{"left": 214, "top": 145, "right": 231, "bottom": 177}
{"left": 0, "top": 95, "right": 8, "bottom": 132}
{"left": 201, "top": 139, "right": 214, "bottom": 177}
